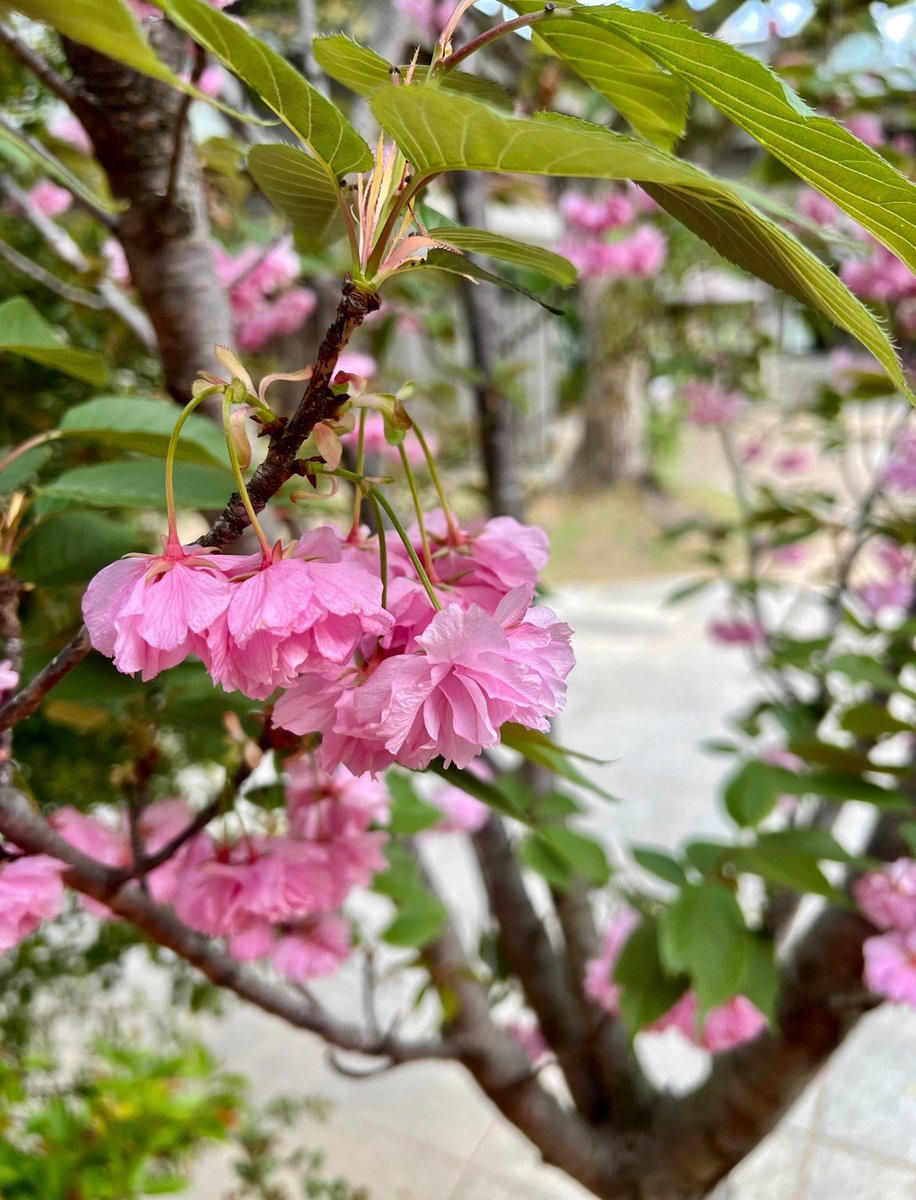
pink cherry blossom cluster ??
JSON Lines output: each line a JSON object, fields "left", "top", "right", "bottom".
{"left": 394, "top": 0, "right": 455, "bottom": 40}
{"left": 0, "top": 854, "right": 64, "bottom": 953}
{"left": 708, "top": 616, "right": 766, "bottom": 647}
{"left": 558, "top": 187, "right": 668, "bottom": 281}
{"left": 584, "top": 910, "right": 766, "bottom": 1051}
{"left": 883, "top": 427, "right": 916, "bottom": 493}
{"left": 856, "top": 539, "right": 915, "bottom": 620}
{"left": 83, "top": 513, "right": 574, "bottom": 776}
{"left": 840, "top": 240, "right": 916, "bottom": 305}
{"left": 26, "top": 179, "right": 72, "bottom": 219}
{"left": 682, "top": 378, "right": 744, "bottom": 427}
{"left": 211, "top": 238, "right": 317, "bottom": 352}
{"left": 856, "top": 860, "right": 916, "bottom": 1007}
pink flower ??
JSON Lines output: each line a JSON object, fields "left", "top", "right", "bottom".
{"left": 584, "top": 909, "right": 640, "bottom": 1012}
{"left": 683, "top": 379, "right": 743, "bottom": 426}
{"left": 0, "top": 855, "right": 65, "bottom": 952}
{"left": 49, "top": 112, "right": 92, "bottom": 154}
{"left": 354, "top": 598, "right": 572, "bottom": 771}
{"left": 652, "top": 992, "right": 766, "bottom": 1052}
{"left": 863, "top": 928, "right": 916, "bottom": 1006}
{"left": 28, "top": 180, "right": 72, "bottom": 219}
{"left": 846, "top": 113, "right": 884, "bottom": 148}
{"left": 52, "top": 808, "right": 128, "bottom": 869}
{"left": 341, "top": 412, "right": 430, "bottom": 468}
{"left": 559, "top": 225, "right": 667, "bottom": 279}
{"left": 506, "top": 1020, "right": 549, "bottom": 1064}
{"left": 883, "top": 429, "right": 916, "bottom": 493}
{"left": 285, "top": 762, "right": 389, "bottom": 837}
{"left": 271, "top": 913, "right": 352, "bottom": 981}
{"left": 854, "top": 860, "right": 916, "bottom": 932}
{"left": 208, "top": 535, "right": 391, "bottom": 700}
{"left": 429, "top": 777, "right": 490, "bottom": 833}
{"left": 198, "top": 64, "right": 232, "bottom": 98}
{"left": 770, "top": 543, "right": 808, "bottom": 565}
{"left": 236, "top": 288, "right": 317, "bottom": 352}
{"left": 774, "top": 449, "right": 811, "bottom": 474}
{"left": 708, "top": 616, "right": 765, "bottom": 646}
{"left": 841, "top": 243, "right": 916, "bottom": 304}
{"left": 228, "top": 922, "right": 275, "bottom": 962}
{"left": 560, "top": 190, "right": 634, "bottom": 235}
{"left": 82, "top": 539, "right": 232, "bottom": 681}
{"left": 796, "top": 188, "right": 842, "bottom": 227}
{"left": 0, "top": 659, "right": 18, "bottom": 693}
{"left": 173, "top": 853, "right": 251, "bottom": 936}
{"left": 103, "top": 238, "right": 131, "bottom": 287}
{"left": 421, "top": 511, "right": 550, "bottom": 609}
{"left": 857, "top": 540, "right": 915, "bottom": 619}
{"left": 335, "top": 351, "right": 377, "bottom": 380}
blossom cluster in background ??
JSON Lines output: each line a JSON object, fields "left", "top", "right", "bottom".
{"left": 557, "top": 186, "right": 668, "bottom": 280}
{"left": 857, "top": 861, "right": 916, "bottom": 1006}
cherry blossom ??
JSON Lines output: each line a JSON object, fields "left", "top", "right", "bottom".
{"left": 683, "top": 379, "right": 743, "bottom": 426}
{"left": 854, "top": 860, "right": 916, "bottom": 932}
{"left": 0, "top": 659, "right": 18, "bottom": 693}
{"left": 583, "top": 909, "right": 639, "bottom": 1012}
{"left": 708, "top": 616, "right": 766, "bottom": 646}
{"left": 863, "top": 929, "right": 916, "bottom": 1006}
{"left": 0, "top": 855, "right": 65, "bottom": 953}
{"left": 27, "top": 180, "right": 72, "bottom": 219}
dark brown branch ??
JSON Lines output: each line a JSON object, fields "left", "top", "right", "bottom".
{"left": 199, "top": 279, "right": 380, "bottom": 549}
{"left": 472, "top": 814, "right": 614, "bottom": 1121}
{"left": 0, "top": 626, "right": 91, "bottom": 733}
{"left": 162, "top": 44, "right": 205, "bottom": 215}
{"left": 0, "top": 787, "right": 450, "bottom": 1065}
{"left": 0, "top": 22, "right": 80, "bottom": 107}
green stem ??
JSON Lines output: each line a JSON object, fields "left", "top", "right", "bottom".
{"left": 367, "top": 492, "right": 389, "bottom": 610}
{"left": 0, "top": 430, "right": 62, "bottom": 479}
{"left": 349, "top": 407, "right": 369, "bottom": 540}
{"left": 413, "top": 421, "right": 461, "bottom": 542}
{"left": 364, "top": 173, "right": 435, "bottom": 279}
{"left": 222, "top": 393, "right": 272, "bottom": 559}
{"left": 165, "top": 387, "right": 221, "bottom": 542}
{"left": 332, "top": 468, "right": 441, "bottom": 611}
{"left": 399, "top": 442, "right": 435, "bottom": 577}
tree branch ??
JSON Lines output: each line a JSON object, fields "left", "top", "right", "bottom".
{"left": 0, "top": 237, "right": 105, "bottom": 309}
{"left": 0, "top": 626, "right": 91, "bottom": 733}
{"left": 0, "top": 21, "right": 80, "bottom": 107}
{"left": 0, "top": 787, "right": 450, "bottom": 1065}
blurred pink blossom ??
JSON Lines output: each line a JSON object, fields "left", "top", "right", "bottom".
{"left": 708, "top": 617, "right": 765, "bottom": 646}
{"left": 49, "top": 112, "right": 92, "bottom": 154}
{"left": 846, "top": 113, "right": 884, "bottom": 148}
{"left": 28, "top": 180, "right": 72, "bottom": 219}
{"left": 854, "top": 860, "right": 916, "bottom": 932}
{"left": 683, "top": 379, "right": 743, "bottom": 426}
{"left": 863, "top": 928, "right": 916, "bottom": 1006}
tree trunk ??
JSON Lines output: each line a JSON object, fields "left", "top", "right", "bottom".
{"left": 572, "top": 277, "right": 650, "bottom": 488}
{"left": 450, "top": 173, "right": 526, "bottom": 521}
{"left": 63, "top": 22, "right": 234, "bottom": 402}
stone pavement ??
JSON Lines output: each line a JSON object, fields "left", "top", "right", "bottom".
{"left": 187, "top": 577, "right": 916, "bottom": 1200}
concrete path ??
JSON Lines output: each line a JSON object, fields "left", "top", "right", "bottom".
{"left": 187, "top": 577, "right": 916, "bottom": 1200}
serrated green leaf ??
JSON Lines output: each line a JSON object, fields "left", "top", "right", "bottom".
{"left": 613, "top": 914, "right": 689, "bottom": 1036}
{"left": 15, "top": 512, "right": 138, "bottom": 586}
{"left": 59, "top": 396, "right": 228, "bottom": 466}
{"left": 370, "top": 88, "right": 912, "bottom": 399}
{"left": 632, "top": 846, "right": 688, "bottom": 887}
{"left": 161, "top": 0, "right": 371, "bottom": 177}
{"left": 247, "top": 143, "right": 344, "bottom": 251}
{"left": 558, "top": 4, "right": 916, "bottom": 281}
{"left": 723, "top": 760, "right": 800, "bottom": 828}
{"left": 39, "top": 459, "right": 232, "bottom": 510}
{"left": 415, "top": 248, "right": 566, "bottom": 315}
{"left": 659, "top": 882, "right": 748, "bottom": 1015}
{"left": 0, "top": 298, "right": 108, "bottom": 385}
{"left": 312, "top": 34, "right": 512, "bottom": 110}
{"left": 509, "top": 3, "right": 689, "bottom": 149}
{"left": 426, "top": 223, "right": 576, "bottom": 286}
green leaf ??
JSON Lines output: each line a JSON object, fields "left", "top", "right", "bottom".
{"left": 161, "top": 0, "right": 372, "bottom": 177}
{"left": 736, "top": 935, "right": 778, "bottom": 1025}
{"left": 632, "top": 846, "right": 688, "bottom": 887}
{"left": 723, "top": 760, "right": 800, "bottom": 828}
{"left": 386, "top": 772, "right": 443, "bottom": 836}
{"left": 8, "top": 0, "right": 184, "bottom": 88}
{"left": 416, "top": 249, "right": 566, "bottom": 315}
{"left": 729, "top": 843, "right": 844, "bottom": 903}
{"left": 509, "top": 3, "right": 689, "bottom": 149}
{"left": 371, "top": 88, "right": 911, "bottom": 399}
{"left": 519, "top": 832, "right": 574, "bottom": 889}
{"left": 828, "top": 653, "right": 902, "bottom": 694}
{"left": 0, "top": 124, "right": 118, "bottom": 216}
{"left": 0, "top": 298, "right": 108, "bottom": 385}
{"left": 752, "top": 827, "right": 859, "bottom": 865}
{"left": 560, "top": 4, "right": 916, "bottom": 281}
{"left": 684, "top": 840, "right": 730, "bottom": 876}
{"left": 426, "top": 223, "right": 576, "bottom": 286}
{"left": 382, "top": 899, "right": 447, "bottom": 949}
{"left": 785, "top": 769, "right": 911, "bottom": 809}
{"left": 0, "top": 445, "right": 52, "bottom": 494}
{"left": 39, "top": 460, "right": 232, "bottom": 510}
{"left": 15, "top": 512, "right": 138, "bottom": 586}
{"left": 247, "top": 144, "right": 344, "bottom": 251}
{"left": 535, "top": 823, "right": 611, "bottom": 887}
{"left": 900, "top": 822, "right": 916, "bottom": 856}
{"left": 499, "top": 723, "right": 617, "bottom": 801}
{"left": 613, "top": 915, "right": 689, "bottom": 1036}
{"left": 59, "top": 396, "right": 228, "bottom": 466}
{"left": 312, "top": 35, "right": 512, "bottom": 110}
{"left": 839, "top": 703, "right": 912, "bottom": 738}
{"left": 659, "top": 882, "right": 748, "bottom": 1014}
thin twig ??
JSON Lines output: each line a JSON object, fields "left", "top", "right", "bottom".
{"left": 0, "top": 22, "right": 80, "bottom": 107}
{"left": 0, "top": 238, "right": 105, "bottom": 309}
{"left": 162, "top": 44, "right": 205, "bottom": 215}
{"left": 0, "top": 626, "right": 91, "bottom": 733}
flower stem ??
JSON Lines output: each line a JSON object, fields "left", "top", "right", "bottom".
{"left": 165, "top": 387, "right": 221, "bottom": 543}
{"left": 435, "top": 6, "right": 566, "bottom": 74}
{"left": 222, "top": 393, "right": 272, "bottom": 559}
{"left": 348, "top": 407, "right": 368, "bottom": 541}
{"left": 399, "top": 442, "right": 435, "bottom": 577}
{"left": 413, "top": 421, "right": 461, "bottom": 542}
{"left": 0, "top": 430, "right": 62, "bottom": 481}
{"left": 331, "top": 468, "right": 441, "bottom": 611}
{"left": 367, "top": 492, "right": 389, "bottom": 610}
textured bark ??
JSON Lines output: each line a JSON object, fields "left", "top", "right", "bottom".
{"left": 450, "top": 173, "right": 525, "bottom": 520}
{"left": 63, "top": 23, "right": 233, "bottom": 402}
{"left": 572, "top": 278, "right": 650, "bottom": 488}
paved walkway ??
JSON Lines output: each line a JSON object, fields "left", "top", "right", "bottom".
{"left": 187, "top": 578, "right": 916, "bottom": 1200}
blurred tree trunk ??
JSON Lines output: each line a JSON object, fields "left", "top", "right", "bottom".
{"left": 63, "top": 22, "right": 233, "bottom": 403}
{"left": 450, "top": 173, "right": 525, "bottom": 521}
{"left": 572, "top": 276, "right": 651, "bottom": 489}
